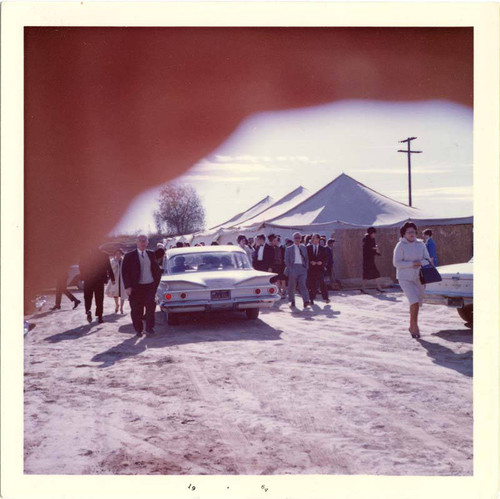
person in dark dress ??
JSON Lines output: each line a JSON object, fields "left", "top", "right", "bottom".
{"left": 268, "top": 234, "right": 285, "bottom": 292}
{"left": 361, "top": 227, "right": 384, "bottom": 294}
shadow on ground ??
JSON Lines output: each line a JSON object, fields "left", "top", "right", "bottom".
{"left": 44, "top": 314, "right": 122, "bottom": 343}
{"left": 92, "top": 314, "right": 283, "bottom": 368}
{"left": 289, "top": 304, "right": 341, "bottom": 321}
{"left": 432, "top": 328, "right": 473, "bottom": 344}
{"left": 417, "top": 334, "right": 473, "bottom": 377}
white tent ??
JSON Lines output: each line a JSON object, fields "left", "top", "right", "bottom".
{"left": 266, "top": 173, "right": 421, "bottom": 227}
{"left": 238, "top": 186, "right": 310, "bottom": 228}
{"left": 264, "top": 173, "right": 472, "bottom": 229}
{"left": 208, "top": 195, "right": 275, "bottom": 230}
{"left": 217, "top": 186, "right": 310, "bottom": 244}
{"left": 190, "top": 228, "right": 223, "bottom": 246}
{"left": 189, "top": 194, "right": 275, "bottom": 246}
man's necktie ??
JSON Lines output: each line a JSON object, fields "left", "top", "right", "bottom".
{"left": 141, "top": 251, "right": 145, "bottom": 258}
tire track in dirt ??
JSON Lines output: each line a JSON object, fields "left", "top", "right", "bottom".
{"left": 234, "top": 363, "right": 470, "bottom": 474}
{"left": 232, "top": 372, "right": 356, "bottom": 473}
{"left": 182, "top": 356, "right": 256, "bottom": 474}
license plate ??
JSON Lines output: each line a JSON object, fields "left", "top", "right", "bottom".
{"left": 447, "top": 297, "right": 464, "bottom": 308}
{"left": 211, "top": 290, "right": 231, "bottom": 300}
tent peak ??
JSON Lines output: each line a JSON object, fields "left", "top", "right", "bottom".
{"left": 208, "top": 194, "right": 274, "bottom": 230}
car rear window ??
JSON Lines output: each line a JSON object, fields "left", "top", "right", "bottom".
{"left": 167, "top": 251, "right": 251, "bottom": 274}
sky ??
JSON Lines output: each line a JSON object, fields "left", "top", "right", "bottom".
{"left": 111, "top": 99, "right": 472, "bottom": 234}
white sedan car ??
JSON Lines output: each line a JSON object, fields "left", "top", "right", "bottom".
{"left": 156, "top": 246, "right": 280, "bottom": 325}
{"left": 424, "top": 258, "right": 473, "bottom": 327}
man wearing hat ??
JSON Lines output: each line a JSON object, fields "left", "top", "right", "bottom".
{"left": 284, "top": 231, "right": 311, "bottom": 308}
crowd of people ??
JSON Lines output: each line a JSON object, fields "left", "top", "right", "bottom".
{"left": 49, "top": 224, "right": 438, "bottom": 340}
{"left": 164, "top": 232, "right": 341, "bottom": 303}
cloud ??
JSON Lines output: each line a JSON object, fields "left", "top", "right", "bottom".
{"left": 356, "top": 168, "right": 452, "bottom": 174}
{"left": 209, "top": 154, "right": 327, "bottom": 165}
{"left": 184, "top": 174, "right": 260, "bottom": 183}
{"left": 180, "top": 153, "right": 329, "bottom": 186}
{"left": 195, "top": 161, "right": 290, "bottom": 173}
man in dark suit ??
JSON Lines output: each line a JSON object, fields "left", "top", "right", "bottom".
{"left": 122, "top": 234, "right": 162, "bottom": 337}
{"left": 307, "top": 233, "right": 330, "bottom": 304}
{"left": 252, "top": 233, "right": 274, "bottom": 272}
{"left": 79, "top": 247, "right": 115, "bottom": 323}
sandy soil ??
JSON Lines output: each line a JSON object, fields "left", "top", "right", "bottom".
{"left": 24, "top": 288, "right": 472, "bottom": 475}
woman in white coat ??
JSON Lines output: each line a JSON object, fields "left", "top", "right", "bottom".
{"left": 393, "top": 222, "right": 431, "bottom": 338}
{"left": 105, "top": 249, "right": 127, "bottom": 313}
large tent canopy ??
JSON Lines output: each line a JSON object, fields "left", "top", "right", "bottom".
{"left": 267, "top": 173, "right": 426, "bottom": 227}
{"left": 182, "top": 173, "right": 472, "bottom": 246}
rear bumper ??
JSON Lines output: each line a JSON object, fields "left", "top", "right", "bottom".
{"left": 424, "top": 291, "right": 473, "bottom": 308}
{"left": 159, "top": 295, "right": 280, "bottom": 313}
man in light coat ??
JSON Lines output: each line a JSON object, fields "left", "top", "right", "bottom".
{"left": 284, "top": 232, "right": 311, "bottom": 308}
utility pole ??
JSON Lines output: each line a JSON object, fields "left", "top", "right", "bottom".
{"left": 398, "top": 137, "right": 422, "bottom": 207}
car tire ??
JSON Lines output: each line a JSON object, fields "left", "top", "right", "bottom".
{"left": 245, "top": 308, "right": 259, "bottom": 320}
{"left": 457, "top": 304, "right": 473, "bottom": 327}
{"left": 166, "top": 311, "right": 180, "bottom": 326}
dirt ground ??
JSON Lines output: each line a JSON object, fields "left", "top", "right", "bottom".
{"left": 24, "top": 288, "right": 473, "bottom": 475}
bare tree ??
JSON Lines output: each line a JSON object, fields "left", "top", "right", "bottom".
{"left": 154, "top": 183, "right": 205, "bottom": 236}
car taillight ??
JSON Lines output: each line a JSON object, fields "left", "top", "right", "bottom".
{"left": 180, "top": 293, "right": 187, "bottom": 299}
{"left": 269, "top": 287, "right": 275, "bottom": 294}
{"left": 165, "top": 293, "right": 172, "bottom": 300}
{"left": 255, "top": 288, "right": 261, "bottom": 295}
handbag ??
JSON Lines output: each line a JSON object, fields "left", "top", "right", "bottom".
{"left": 419, "top": 258, "right": 442, "bottom": 285}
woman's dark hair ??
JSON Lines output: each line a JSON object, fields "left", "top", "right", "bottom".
{"left": 237, "top": 235, "right": 247, "bottom": 243}
{"left": 423, "top": 229, "right": 433, "bottom": 237}
{"left": 268, "top": 234, "right": 276, "bottom": 242}
{"left": 367, "top": 227, "right": 376, "bottom": 235}
{"left": 400, "top": 222, "right": 418, "bottom": 238}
